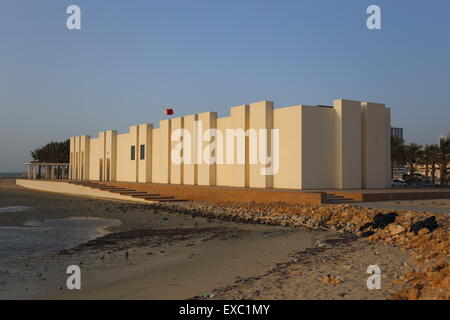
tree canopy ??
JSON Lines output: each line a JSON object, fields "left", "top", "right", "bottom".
{"left": 31, "top": 140, "right": 70, "bottom": 163}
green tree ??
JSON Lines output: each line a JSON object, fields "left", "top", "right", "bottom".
{"left": 438, "top": 138, "right": 450, "bottom": 186}
{"left": 421, "top": 144, "right": 439, "bottom": 181}
{"left": 404, "top": 143, "right": 423, "bottom": 175}
{"left": 31, "top": 140, "right": 70, "bottom": 163}
{"left": 391, "top": 136, "right": 406, "bottom": 178}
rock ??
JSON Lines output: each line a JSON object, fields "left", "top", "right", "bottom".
{"left": 410, "top": 216, "right": 438, "bottom": 235}
{"left": 361, "top": 230, "right": 374, "bottom": 237}
{"left": 373, "top": 212, "right": 398, "bottom": 229}
{"left": 407, "top": 288, "right": 420, "bottom": 300}
{"left": 389, "top": 224, "right": 406, "bottom": 235}
{"left": 322, "top": 274, "right": 342, "bottom": 285}
{"left": 359, "top": 222, "right": 373, "bottom": 231}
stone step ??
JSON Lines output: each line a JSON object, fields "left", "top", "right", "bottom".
{"left": 325, "top": 193, "right": 354, "bottom": 204}
{"left": 107, "top": 189, "right": 136, "bottom": 193}
{"left": 117, "top": 191, "right": 149, "bottom": 195}
{"left": 68, "top": 181, "right": 186, "bottom": 203}
{"left": 143, "top": 196, "right": 175, "bottom": 200}
{"left": 131, "top": 194, "right": 161, "bottom": 198}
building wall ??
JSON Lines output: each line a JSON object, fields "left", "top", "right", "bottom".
{"left": 334, "top": 99, "right": 362, "bottom": 189}
{"left": 273, "top": 105, "right": 301, "bottom": 189}
{"left": 70, "top": 99, "right": 391, "bottom": 190}
{"left": 301, "top": 105, "right": 335, "bottom": 189}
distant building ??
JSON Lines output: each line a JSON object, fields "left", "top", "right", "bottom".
{"left": 391, "top": 127, "right": 403, "bottom": 140}
{"left": 439, "top": 132, "right": 450, "bottom": 141}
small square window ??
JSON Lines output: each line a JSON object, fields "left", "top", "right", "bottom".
{"left": 140, "top": 144, "right": 145, "bottom": 160}
{"left": 131, "top": 146, "right": 136, "bottom": 160}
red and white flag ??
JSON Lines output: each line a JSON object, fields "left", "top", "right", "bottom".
{"left": 162, "top": 107, "right": 174, "bottom": 116}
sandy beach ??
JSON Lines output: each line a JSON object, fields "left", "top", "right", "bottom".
{"left": 0, "top": 179, "right": 445, "bottom": 300}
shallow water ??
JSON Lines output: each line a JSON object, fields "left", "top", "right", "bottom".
{"left": 0, "top": 206, "right": 32, "bottom": 213}
{"left": 0, "top": 217, "right": 117, "bottom": 262}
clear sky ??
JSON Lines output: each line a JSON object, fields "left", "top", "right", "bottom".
{"left": 0, "top": 0, "right": 449, "bottom": 171}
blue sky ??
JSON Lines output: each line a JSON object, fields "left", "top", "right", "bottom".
{"left": 0, "top": 0, "right": 449, "bottom": 171}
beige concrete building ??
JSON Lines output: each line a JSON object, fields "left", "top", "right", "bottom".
{"left": 69, "top": 99, "right": 391, "bottom": 190}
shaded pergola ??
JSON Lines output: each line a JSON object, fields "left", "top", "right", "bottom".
{"left": 25, "top": 162, "right": 70, "bottom": 180}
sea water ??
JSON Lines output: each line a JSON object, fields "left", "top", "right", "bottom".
{"left": 0, "top": 217, "right": 117, "bottom": 262}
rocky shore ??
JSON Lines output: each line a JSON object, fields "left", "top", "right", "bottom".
{"left": 146, "top": 200, "right": 449, "bottom": 300}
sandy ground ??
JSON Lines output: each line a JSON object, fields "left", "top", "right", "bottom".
{"left": 0, "top": 180, "right": 416, "bottom": 299}
{"left": 354, "top": 199, "right": 450, "bottom": 214}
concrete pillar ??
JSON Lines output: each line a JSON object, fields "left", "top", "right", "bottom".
{"left": 385, "top": 107, "right": 391, "bottom": 187}
{"left": 249, "top": 101, "right": 274, "bottom": 188}
{"left": 183, "top": 114, "right": 198, "bottom": 185}
{"left": 138, "top": 124, "right": 153, "bottom": 183}
{"left": 105, "top": 131, "right": 117, "bottom": 182}
{"left": 170, "top": 117, "right": 184, "bottom": 184}
{"left": 225, "top": 104, "right": 249, "bottom": 187}
{"left": 197, "top": 112, "right": 217, "bottom": 186}
{"left": 361, "top": 102, "right": 387, "bottom": 188}
{"left": 159, "top": 120, "right": 171, "bottom": 184}
{"left": 333, "top": 99, "right": 362, "bottom": 189}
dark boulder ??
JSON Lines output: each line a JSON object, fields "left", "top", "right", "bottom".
{"left": 409, "top": 216, "right": 438, "bottom": 235}
{"left": 372, "top": 212, "right": 398, "bottom": 229}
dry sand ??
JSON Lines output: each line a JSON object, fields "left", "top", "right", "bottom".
{"left": 0, "top": 180, "right": 420, "bottom": 299}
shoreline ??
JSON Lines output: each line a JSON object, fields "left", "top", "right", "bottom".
{"left": 0, "top": 180, "right": 448, "bottom": 299}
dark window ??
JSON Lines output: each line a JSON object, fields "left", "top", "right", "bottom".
{"left": 140, "top": 144, "right": 145, "bottom": 160}
{"left": 131, "top": 146, "right": 136, "bottom": 160}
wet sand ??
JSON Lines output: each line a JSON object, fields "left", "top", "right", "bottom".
{"left": 0, "top": 180, "right": 416, "bottom": 299}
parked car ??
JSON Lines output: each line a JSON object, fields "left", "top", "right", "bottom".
{"left": 392, "top": 179, "right": 408, "bottom": 187}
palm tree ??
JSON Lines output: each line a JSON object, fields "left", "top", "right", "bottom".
{"left": 437, "top": 138, "right": 450, "bottom": 186}
{"left": 422, "top": 144, "right": 439, "bottom": 181}
{"left": 404, "top": 143, "right": 423, "bottom": 175}
{"left": 391, "top": 136, "right": 406, "bottom": 178}
{"left": 429, "top": 145, "right": 440, "bottom": 184}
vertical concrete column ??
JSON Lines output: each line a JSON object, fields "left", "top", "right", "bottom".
{"left": 138, "top": 124, "right": 153, "bottom": 183}
{"left": 51, "top": 166, "right": 55, "bottom": 180}
{"left": 385, "top": 107, "right": 392, "bottom": 187}
{"left": 361, "top": 102, "right": 387, "bottom": 188}
{"left": 75, "top": 136, "right": 81, "bottom": 180}
{"left": 80, "top": 135, "right": 91, "bottom": 180}
{"left": 150, "top": 128, "right": 160, "bottom": 183}
{"left": 105, "top": 131, "right": 117, "bottom": 182}
{"left": 129, "top": 126, "right": 139, "bottom": 183}
{"left": 159, "top": 119, "right": 171, "bottom": 184}
{"left": 198, "top": 112, "right": 217, "bottom": 186}
{"left": 69, "top": 137, "right": 75, "bottom": 179}
{"left": 170, "top": 117, "right": 184, "bottom": 184}
{"left": 98, "top": 131, "right": 106, "bottom": 181}
{"left": 183, "top": 114, "right": 198, "bottom": 185}
{"left": 224, "top": 105, "right": 249, "bottom": 187}
{"left": 249, "top": 101, "right": 274, "bottom": 188}
{"left": 333, "top": 99, "right": 362, "bottom": 189}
